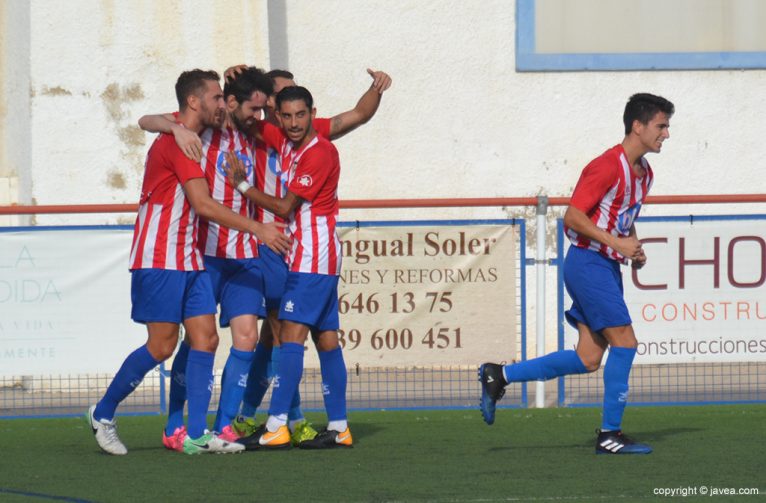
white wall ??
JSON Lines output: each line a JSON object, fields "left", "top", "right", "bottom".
{"left": 2, "top": 0, "right": 765, "bottom": 356}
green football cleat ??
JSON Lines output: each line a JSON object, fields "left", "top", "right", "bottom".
{"left": 231, "top": 415, "right": 259, "bottom": 437}
{"left": 182, "top": 431, "right": 245, "bottom": 455}
{"left": 290, "top": 420, "right": 318, "bottom": 446}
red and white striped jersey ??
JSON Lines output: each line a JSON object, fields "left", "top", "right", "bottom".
{"left": 253, "top": 117, "right": 332, "bottom": 227}
{"left": 259, "top": 121, "right": 342, "bottom": 275}
{"left": 565, "top": 144, "right": 654, "bottom": 264}
{"left": 196, "top": 126, "right": 259, "bottom": 259}
{"left": 129, "top": 133, "right": 206, "bottom": 271}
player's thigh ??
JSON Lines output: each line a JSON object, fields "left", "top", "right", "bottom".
{"left": 259, "top": 310, "right": 280, "bottom": 347}
{"left": 564, "top": 247, "right": 631, "bottom": 333}
{"left": 130, "top": 269, "right": 187, "bottom": 324}
{"left": 218, "top": 258, "right": 267, "bottom": 329}
{"left": 258, "top": 244, "right": 289, "bottom": 312}
{"left": 279, "top": 319, "right": 310, "bottom": 345}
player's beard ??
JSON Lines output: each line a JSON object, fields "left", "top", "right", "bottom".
{"left": 201, "top": 102, "right": 225, "bottom": 129}
{"left": 230, "top": 109, "right": 248, "bottom": 133}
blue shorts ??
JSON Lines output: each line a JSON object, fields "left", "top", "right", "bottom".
{"left": 279, "top": 272, "right": 340, "bottom": 331}
{"left": 203, "top": 256, "right": 267, "bottom": 327}
{"left": 257, "top": 244, "right": 289, "bottom": 311}
{"left": 130, "top": 269, "right": 216, "bottom": 324}
{"left": 563, "top": 246, "right": 632, "bottom": 333}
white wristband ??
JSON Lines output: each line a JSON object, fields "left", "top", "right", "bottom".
{"left": 236, "top": 181, "right": 252, "bottom": 194}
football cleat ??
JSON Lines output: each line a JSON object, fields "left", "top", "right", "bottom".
{"left": 595, "top": 429, "right": 652, "bottom": 455}
{"left": 478, "top": 363, "right": 506, "bottom": 425}
{"left": 298, "top": 427, "right": 353, "bottom": 449}
{"left": 217, "top": 424, "right": 240, "bottom": 443}
{"left": 182, "top": 430, "right": 245, "bottom": 455}
{"left": 162, "top": 425, "right": 187, "bottom": 452}
{"left": 86, "top": 404, "right": 127, "bottom": 455}
{"left": 236, "top": 424, "right": 291, "bottom": 450}
{"left": 290, "top": 420, "right": 318, "bottom": 446}
{"left": 231, "top": 414, "right": 259, "bottom": 437}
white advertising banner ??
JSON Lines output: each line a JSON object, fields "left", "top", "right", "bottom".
{"left": 305, "top": 223, "right": 520, "bottom": 369}
{"left": 1, "top": 223, "right": 521, "bottom": 376}
{"left": 0, "top": 228, "right": 146, "bottom": 377}
{"left": 562, "top": 217, "right": 766, "bottom": 364}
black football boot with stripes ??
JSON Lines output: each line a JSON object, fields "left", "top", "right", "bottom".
{"left": 596, "top": 429, "right": 652, "bottom": 454}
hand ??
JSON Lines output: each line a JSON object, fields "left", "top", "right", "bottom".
{"left": 631, "top": 249, "right": 647, "bottom": 270}
{"left": 171, "top": 124, "right": 202, "bottom": 162}
{"left": 223, "top": 151, "right": 247, "bottom": 186}
{"left": 256, "top": 221, "right": 291, "bottom": 255}
{"left": 224, "top": 64, "right": 248, "bottom": 83}
{"left": 367, "top": 68, "right": 392, "bottom": 94}
{"left": 612, "top": 236, "right": 643, "bottom": 262}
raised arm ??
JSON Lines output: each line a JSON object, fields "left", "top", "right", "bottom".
{"left": 327, "top": 68, "right": 392, "bottom": 140}
{"left": 183, "top": 178, "right": 290, "bottom": 254}
{"left": 138, "top": 113, "right": 203, "bottom": 162}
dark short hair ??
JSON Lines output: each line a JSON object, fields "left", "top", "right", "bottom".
{"left": 175, "top": 69, "right": 220, "bottom": 111}
{"left": 266, "top": 69, "right": 295, "bottom": 81}
{"left": 623, "top": 93, "right": 675, "bottom": 134}
{"left": 276, "top": 85, "right": 313, "bottom": 111}
{"left": 223, "top": 66, "right": 274, "bottom": 104}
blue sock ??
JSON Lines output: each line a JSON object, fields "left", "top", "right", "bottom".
{"left": 288, "top": 389, "right": 304, "bottom": 421}
{"left": 95, "top": 345, "right": 159, "bottom": 421}
{"left": 273, "top": 346, "right": 304, "bottom": 421}
{"left": 503, "top": 350, "right": 587, "bottom": 383}
{"left": 318, "top": 347, "right": 347, "bottom": 421}
{"left": 213, "top": 348, "right": 254, "bottom": 431}
{"left": 165, "top": 342, "right": 189, "bottom": 435}
{"left": 185, "top": 349, "right": 215, "bottom": 439}
{"left": 270, "top": 345, "right": 281, "bottom": 376}
{"left": 602, "top": 347, "right": 636, "bottom": 431}
{"left": 267, "top": 343, "right": 303, "bottom": 417}
{"left": 241, "top": 343, "right": 272, "bottom": 417}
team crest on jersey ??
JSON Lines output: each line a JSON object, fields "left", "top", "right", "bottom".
{"left": 616, "top": 203, "right": 642, "bottom": 234}
{"left": 267, "top": 150, "right": 288, "bottom": 192}
{"left": 216, "top": 150, "right": 253, "bottom": 179}
{"left": 297, "top": 175, "right": 312, "bottom": 187}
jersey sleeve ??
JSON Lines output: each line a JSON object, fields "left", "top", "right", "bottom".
{"left": 166, "top": 140, "right": 205, "bottom": 185}
{"left": 313, "top": 117, "right": 332, "bottom": 140}
{"left": 287, "top": 146, "right": 330, "bottom": 202}
{"left": 569, "top": 158, "right": 619, "bottom": 214}
{"left": 256, "top": 121, "right": 285, "bottom": 150}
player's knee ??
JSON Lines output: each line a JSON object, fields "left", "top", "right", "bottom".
{"left": 207, "top": 332, "right": 220, "bottom": 352}
{"left": 149, "top": 340, "right": 177, "bottom": 361}
{"left": 582, "top": 358, "right": 602, "bottom": 373}
{"left": 576, "top": 351, "right": 604, "bottom": 372}
{"left": 231, "top": 329, "right": 258, "bottom": 350}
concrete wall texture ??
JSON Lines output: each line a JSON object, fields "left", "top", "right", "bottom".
{"left": 1, "top": 0, "right": 764, "bottom": 223}
{"left": 0, "top": 0, "right": 764, "bottom": 356}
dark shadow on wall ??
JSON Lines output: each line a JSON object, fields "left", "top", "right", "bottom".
{"left": 267, "top": 0, "right": 289, "bottom": 70}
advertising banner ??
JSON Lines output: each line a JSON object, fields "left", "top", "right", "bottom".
{"left": 562, "top": 217, "right": 766, "bottom": 363}
{"left": 0, "top": 227, "right": 146, "bottom": 377}
{"left": 308, "top": 222, "right": 520, "bottom": 369}
{"left": 1, "top": 222, "right": 522, "bottom": 376}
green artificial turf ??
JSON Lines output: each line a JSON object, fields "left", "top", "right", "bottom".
{"left": 1, "top": 405, "right": 764, "bottom": 502}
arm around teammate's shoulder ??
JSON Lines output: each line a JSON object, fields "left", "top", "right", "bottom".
{"left": 139, "top": 113, "right": 203, "bottom": 162}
